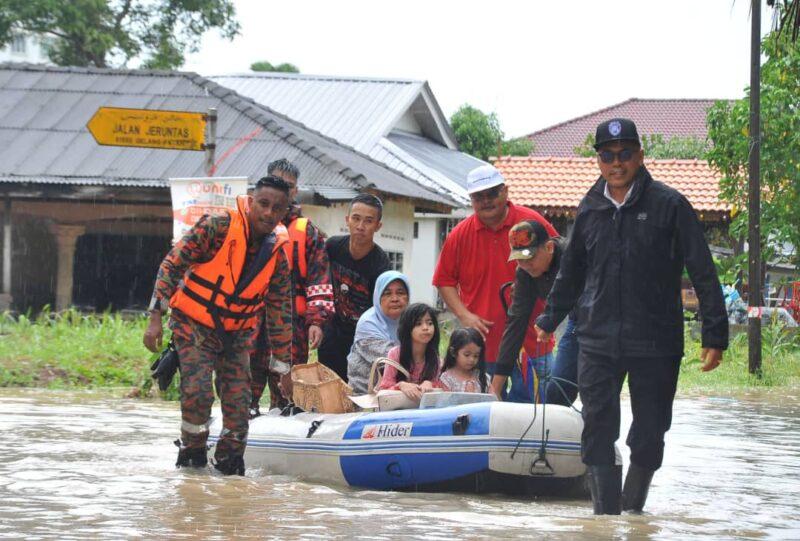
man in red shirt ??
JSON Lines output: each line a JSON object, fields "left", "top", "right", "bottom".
{"left": 433, "top": 164, "right": 558, "bottom": 373}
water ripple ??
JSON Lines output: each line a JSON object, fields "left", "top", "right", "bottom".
{"left": 0, "top": 389, "right": 798, "bottom": 540}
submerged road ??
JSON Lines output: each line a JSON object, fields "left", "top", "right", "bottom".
{"left": 0, "top": 389, "right": 798, "bottom": 540}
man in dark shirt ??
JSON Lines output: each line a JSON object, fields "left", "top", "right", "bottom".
{"left": 535, "top": 118, "right": 727, "bottom": 514}
{"left": 318, "top": 193, "right": 390, "bottom": 380}
{"left": 490, "top": 221, "right": 578, "bottom": 405}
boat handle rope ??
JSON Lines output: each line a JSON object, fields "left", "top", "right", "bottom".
{"left": 544, "top": 376, "right": 582, "bottom": 415}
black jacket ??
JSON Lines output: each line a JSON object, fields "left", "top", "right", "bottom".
{"left": 536, "top": 166, "right": 728, "bottom": 358}
{"left": 495, "top": 238, "right": 567, "bottom": 376}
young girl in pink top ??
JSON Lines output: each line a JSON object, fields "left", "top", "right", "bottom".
{"left": 378, "top": 303, "right": 441, "bottom": 400}
{"left": 439, "top": 328, "right": 487, "bottom": 393}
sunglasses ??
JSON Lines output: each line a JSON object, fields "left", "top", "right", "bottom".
{"left": 470, "top": 185, "right": 503, "bottom": 201}
{"left": 598, "top": 148, "right": 636, "bottom": 164}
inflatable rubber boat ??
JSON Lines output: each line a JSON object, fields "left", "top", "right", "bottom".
{"left": 210, "top": 394, "right": 589, "bottom": 497}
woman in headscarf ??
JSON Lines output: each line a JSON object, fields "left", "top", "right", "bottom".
{"left": 346, "top": 270, "right": 410, "bottom": 394}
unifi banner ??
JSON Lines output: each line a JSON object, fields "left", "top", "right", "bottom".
{"left": 169, "top": 177, "right": 249, "bottom": 243}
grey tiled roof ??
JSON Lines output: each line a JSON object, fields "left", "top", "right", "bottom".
{"left": 0, "top": 63, "right": 456, "bottom": 207}
{"left": 210, "top": 72, "right": 471, "bottom": 205}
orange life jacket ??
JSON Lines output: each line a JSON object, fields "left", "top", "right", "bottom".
{"left": 169, "top": 196, "right": 288, "bottom": 331}
{"left": 282, "top": 216, "right": 309, "bottom": 317}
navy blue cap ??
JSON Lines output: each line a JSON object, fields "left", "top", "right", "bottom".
{"left": 593, "top": 118, "right": 640, "bottom": 149}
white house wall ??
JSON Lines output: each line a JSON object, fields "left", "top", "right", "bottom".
{"left": 409, "top": 218, "right": 440, "bottom": 306}
{"left": 0, "top": 34, "right": 49, "bottom": 64}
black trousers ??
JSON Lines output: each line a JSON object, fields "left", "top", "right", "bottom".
{"left": 578, "top": 350, "right": 681, "bottom": 471}
{"left": 317, "top": 322, "right": 355, "bottom": 382}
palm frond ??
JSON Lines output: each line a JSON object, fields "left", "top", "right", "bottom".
{"left": 767, "top": 0, "right": 800, "bottom": 41}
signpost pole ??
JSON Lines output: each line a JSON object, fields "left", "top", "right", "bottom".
{"left": 205, "top": 108, "right": 217, "bottom": 177}
{"left": 748, "top": 0, "right": 762, "bottom": 375}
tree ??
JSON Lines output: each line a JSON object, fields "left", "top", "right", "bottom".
{"left": 573, "top": 133, "right": 709, "bottom": 159}
{"left": 707, "top": 31, "right": 800, "bottom": 267}
{"left": 450, "top": 104, "right": 533, "bottom": 160}
{"left": 500, "top": 137, "right": 534, "bottom": 156}
{"left": 768, "top": 0, "right": 799, "bottom": 41}
{"left": 250, "top": 61, "right": 300, "bottom": 73}
{"left": 450, "top": 104, "right": 502, "bottom": 161}
{"left": 641, "top": 135, "right": 710, "bottom": 159}
{"left": 0, "top": 0, "right": 239, "bottom": 69}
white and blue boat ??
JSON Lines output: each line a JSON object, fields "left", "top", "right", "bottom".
{"left": 211, "top": 396, "right": 589, "bottom": 497}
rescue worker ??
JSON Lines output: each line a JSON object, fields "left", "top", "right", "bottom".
{"left": 143, "top": 176, "right": 294, "bottom": 476}
{"left": 490, "top": 220, "right": 578, "bottom": 405}
{"left": 535, "top": 118, "right": 728, "bottom": 514}
{"left": 250, "top": 159, "right": 334, "bottom": 413}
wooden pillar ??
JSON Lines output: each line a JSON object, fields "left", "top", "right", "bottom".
{"left": 51, "top": 224, "right": 85, "bottom": 311}
{"left": 747, "top": 0, "right": 762, "bottom": 375}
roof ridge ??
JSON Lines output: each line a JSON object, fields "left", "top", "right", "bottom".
{"left": 0, "top": 61, "right": 192, "bottom": 78}
{"left": 211, "top": 71, "right": 423, "bottom": 85}
{"left": 629, "top": 98, "right": 726, "bottom": 103}
{"left": 496, "top": 156, "right": 596, "bottom": 162}
{"left": 497, "top": 156, "right": 711, "bottom": 165}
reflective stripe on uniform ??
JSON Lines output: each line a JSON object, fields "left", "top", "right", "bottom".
{"left": 182, "top": 419, "right": 211, "bottom": 434}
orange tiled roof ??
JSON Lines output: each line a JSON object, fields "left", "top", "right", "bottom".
{"left": 494, "top": 156, "right": 730, "bottom": 219}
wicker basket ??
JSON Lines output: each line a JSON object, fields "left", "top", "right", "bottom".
{"left": 291, "top": 363, "right": 356, "bottom": 414}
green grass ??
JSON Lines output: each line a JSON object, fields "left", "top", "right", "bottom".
{"left": 678, "top": 322, "right": 800, "bottom": 393}
{"left": 0, "top": 308, "right": 165, "bottom": 396}
{"left": 1, "top": 310, "right": 798, "bottom": 399}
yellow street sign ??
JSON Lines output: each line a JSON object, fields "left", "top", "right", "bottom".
{"left": 86, "top": 107, "right": 206, "bottom": 151}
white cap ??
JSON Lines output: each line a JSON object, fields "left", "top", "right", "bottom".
{"left": 466, "top": 164, "right": 505, "bottom": 195}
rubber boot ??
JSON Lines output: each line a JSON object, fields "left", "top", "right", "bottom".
{"left": 213, "top": 454, "right": 245, "bottom": 476}
{"left": 622, "top": 463, "right": 655, "bottom": 513}
{"left": 174, "top": 440, "right": 208, "bottom": 468}
{"left": 587, "top": 464, "right": 622, "bottom": 515}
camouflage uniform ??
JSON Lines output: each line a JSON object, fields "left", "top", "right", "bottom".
{"left": 252, "top": 203, "right": 334, "bottom": 410}
{"left": 151, "top": 214, "right": 292, "bottom": 462}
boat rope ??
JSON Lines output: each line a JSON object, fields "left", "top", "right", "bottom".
{"left": 543, "top": 376, "right": 582, "bottom": 414}
{"left": 510, "top": 405, "right": 536, "bottom": 460}
{"left": 510, "top": 355, "right": 573, "bottom": 477}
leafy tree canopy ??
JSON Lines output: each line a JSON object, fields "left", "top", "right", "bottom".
{"left": 450, "top": 104, "right": 533, "bottom": 161}
{"left": 500, "top": 137, "right": 534, "bottom": 157}
{"left": 707, "top": 31, "right": 800, "bottom": 267}
{"left": 0, "top": 0, "right": 239, "bottom": 69}
{"left": 250, "top": 61, "right": 300, "bottom": 73}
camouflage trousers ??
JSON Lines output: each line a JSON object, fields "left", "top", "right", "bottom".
{"left": 250, "top": 316, "right": 310, "bottom": 410}
{"left": 171, "top": 316, "right": 253, "bottom": 461}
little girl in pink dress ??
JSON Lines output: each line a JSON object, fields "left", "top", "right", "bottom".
{"left": 378, "top": 303, "right": 441, "bottom": 400}
{"left": 438, "top": 328, "right": 487, "bottom": 393}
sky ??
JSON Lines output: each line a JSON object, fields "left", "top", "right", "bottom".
{"left": 183, "top": 0, "right": 774, "bottom": 138}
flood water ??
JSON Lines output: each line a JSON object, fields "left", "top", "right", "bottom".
{"left": 0, "top": 389, "right": 798, "bottom": 540}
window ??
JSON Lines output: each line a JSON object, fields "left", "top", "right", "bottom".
{"left": 10, "top": 35, "right": 26, "bottom": 54}
{"left": 413, "top": 221, "right": 419, "bottom": 239}
{"left": 439, "top": 218, "right": 461, "bottom": 245}
{"left": 386, "top": 251, "right": 403, "bottom": 272}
